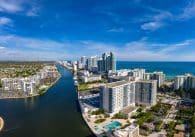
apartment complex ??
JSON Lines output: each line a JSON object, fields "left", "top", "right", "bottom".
{"left": 174, "top": 74, "right": 195, "bottom": 90}
{"left": 1, "top": 65, "right": 59, "bottom": 95}
{"left": 135, "top": 80, "right": 157, "bottom": 106}
{"left": 98, "top": 52, "right": 116, "bottom": 73}
{"left": 144, "top": 72, "right": 165, "bottom": 88}
{"left": 77, "top": 70, "right": 102, "bottom": 83}
{"left": 86, "top": 56, "right": 98, "bottom": 71}
{"left": 100, "top": 80, "right": 157, "bottom": 114}
{"left": 78, "top": 52, "right": 116, "bottom": 73}
{"left": 100, "top": 81, "right": 136, "bottom": 114}
{"left": 108, "top": 69, "right": 165, "bottom": 87}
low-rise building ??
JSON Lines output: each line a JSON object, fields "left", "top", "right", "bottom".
{"left": 108, "top": 69, "right": 145, "bottom": 80}
{"left": 108, "top": 76, "right": 135, "bottom": 83}
{"left": 113, "top": 124, "right": 139, "bottom": 137}
{"left": 77, "top": 70, "right": 90, "bottom": 77}
{"left": 1, "top": 78, "right": 23, "bottom": 91}
{"left": 1, "top": 65, "right": 59, "bottom": 95}
{"left": 174, "top": 132, "right": 185, "bottom": 137}
{"left": 80, "top": 74, "right": 101, "bottom": 83}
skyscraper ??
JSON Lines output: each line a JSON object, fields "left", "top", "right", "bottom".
{"left": 80, "top": 56, "right": 86, "bottom": 65}
{"left": 86, "top": 56, "right": 98, "bottom": 71}
{"left": 174, "top": 74, "right": 195, "bottom": 90}
{"left": 144, "top": 72, "right": 165, "bottom": 88}
{"left": 100, "top": 80, "right": 135, "bottom": 114}
{"left": 98, "top": 52, "right": 116, "bottom": 73}
{"left": 100, "top": 79, "right": 157, "bottom": 114}
{"left": 135, "top": 80, "right": 157, "bottom": 106}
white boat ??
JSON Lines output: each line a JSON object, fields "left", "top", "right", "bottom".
{"left": 74, "top": 80, "right": 78, "bottom": 86}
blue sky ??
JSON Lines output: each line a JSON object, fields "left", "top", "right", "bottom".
{"left": 0, "top": 0, "right": 195, "bottom": 61}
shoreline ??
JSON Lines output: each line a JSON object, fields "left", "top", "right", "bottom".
{"left": 0, "top": 117, "right": 4, "bottom": 132}
{"left": 0, "top": 73, "right": 61, "bottom": 100}
{"left": 77, "top": 95, "right": 98, "bottom": 137}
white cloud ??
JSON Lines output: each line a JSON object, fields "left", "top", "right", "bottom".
{"left": 0, "top": 0, "right": 40, "bottom": 17}
{"left": 179, "top": 1, "right": 195, "bottom": 20}
{"left": 0, "top": 46, "right": 5, "bottom": 49}
{"left": 107, "top": 27, "right": 124, "bottom": 32}
{"left": 0, "top": 0, "right": 23, "bottom": 13}
{"left": 26, "top": 2, "right": 40, "bottom": 17}
{"left": 141, "top": 22, "right": 163, "bottom": 31}
{"left": 140, "top": 1, "right": 195, "bottom": 31}
{"left": 0, "top": 35, "right": 195, "bottom": 61}
{"left": 0, "top": 17, "right": 12, "bottom": 26}
{"left": 140, "top": 10, "right": 172, "bottom": 31}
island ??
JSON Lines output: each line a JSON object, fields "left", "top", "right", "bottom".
{"left": 0, "top": 117, "right": 4, "bottom": 132}
{"left": 0, "top": 62, "right": 60, "bottom": 99}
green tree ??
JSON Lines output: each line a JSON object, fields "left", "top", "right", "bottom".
{"left": 0, "top": 81, "right": 2, "bottom": 88}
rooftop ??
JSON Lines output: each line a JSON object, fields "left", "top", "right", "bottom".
{"left": 137, "top": 80, "right": 157, "bottom": 83}
{"left": 106, "top": 80, "right": 131, "bottom": 88}
{"left": 121, "top": 106, "right": 137, "bottom": 114}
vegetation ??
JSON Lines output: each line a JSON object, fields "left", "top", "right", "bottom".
{"left": 150, "top": 102, "right": 171, "bottom": 116}
{"left": 112, "top": 112, "right": 128, "bottom": 119}
{"left": 134, "top": 111, "right": 153, "bottom": 126}
{"left": 133, "top": 102, "right": 172, "bottom": 136}
{"left": 155, "top": 120, "right": 163, "bottom": 132}
{"left": 78, "top": 83, "right": 89, "bottom": 91}
{"left": 190, "top": 115, "right": 195, "bottom": 137}
{"left": 166, "top": 121, "right": 176, "bottom": 137}
{"left": 91, "top": 109, "right": 105, "bottom": 115}
{"left": 159, "top": 85, "right": 173, "bottom": 93}
{"left": 174, "top": 88, "right": 195, "bottom": 99}
{"left": 94, "top": 118, "right": 106, "bottom": 124}
{"left": 79, "top": 80, "right": 104, "bottom": 85}
{"left": 187, "top": 88, "right": 195, "bottom": 99}
{"left": 177, "top": 107, "right": 194, "bottom": 118}
{"left": 174, "top": 88, "right": 185, "bottom": 98}
{"left": 0, "top": 62, "right": 49, "bottom": 78}
{"left": 137, "top": 107, "right": 143, "bottom": 112}
{"left": 38, "top": 88, "right": 46, "bottom": 95}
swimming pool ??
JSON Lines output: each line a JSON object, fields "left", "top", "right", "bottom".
{"left": 103, "top": 121, "right": 121, "bottom": 131}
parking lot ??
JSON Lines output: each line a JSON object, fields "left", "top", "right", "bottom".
{"left": 80, "top": 93, "right": 100, "bottom": 108}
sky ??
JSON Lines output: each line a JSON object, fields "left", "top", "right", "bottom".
{"left": 0, "top": 0, "right": 195, "bottom": 61}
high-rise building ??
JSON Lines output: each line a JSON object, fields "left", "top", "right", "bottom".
{"left": 144, "top": 72, "right": 165, "bottom": 88}
{"left": 100, "top": 79, "right": 157, "bottom": 114}
{"left": 98, "top": 52, "right": 116, "bottom": 73}
{"left": 174, "top": 74, "right": 195, "bottom": 90}
{"left": 86, "top": 56, "right": 98, "bottom": 71}
{"left": 80, "top": 56, "right": 86, "bottom": 65}
{"left": 128, "top": 69, "right": 145, "bottom": 80}
{"left": 135, "top": 80, "right": 157, "bottom": 106}
{"left": 100, "top": 80, "right": 135, "bottom": 114}
{"left": 97, "top": 58, "right": 104, "bottom": 72}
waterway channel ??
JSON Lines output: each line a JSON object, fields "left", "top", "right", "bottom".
{"left": 0, "top": 64, "right": 95, "bottom": 137}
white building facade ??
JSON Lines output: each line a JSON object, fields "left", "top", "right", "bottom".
{"left": 100, "top": 81, "right": 136, "bottom": 115}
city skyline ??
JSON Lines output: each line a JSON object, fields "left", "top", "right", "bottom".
{"left": 0, "top": 0, "right": 195, "bottom": 61}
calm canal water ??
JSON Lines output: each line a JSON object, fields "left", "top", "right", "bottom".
{"left": 0, "top": 65, "right": 95, "bottom": 137}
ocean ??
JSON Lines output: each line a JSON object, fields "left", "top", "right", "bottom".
{"left": 117, "top": 62, "right": 195, "bottom": 79}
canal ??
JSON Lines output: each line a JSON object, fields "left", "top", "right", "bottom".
{"left": 0, "top": 65, "right": 95, "bottom": 137}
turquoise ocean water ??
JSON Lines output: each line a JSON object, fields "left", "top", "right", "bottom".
{"left": 117, "top": 62, "right": 195, "bottom": 79}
